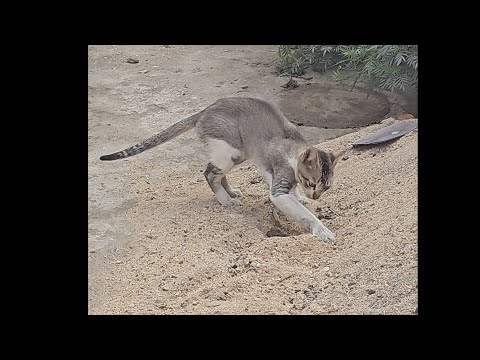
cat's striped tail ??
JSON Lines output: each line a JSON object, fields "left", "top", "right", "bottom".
{"left": 100, "top": 112, "right": 201, "bottom": 161}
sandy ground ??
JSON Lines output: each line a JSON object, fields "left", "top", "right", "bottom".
{"left": 88, "top": 45, "right": 417, "bottom": 315}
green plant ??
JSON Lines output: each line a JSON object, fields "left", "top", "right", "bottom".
{"left": 276, "top": 45, "right": 418, "bottom": 94}
{"left": 276, "top": 45, "right": 306, "bottom": 77}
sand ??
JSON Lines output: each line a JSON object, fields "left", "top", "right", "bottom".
{"left": 88, "top": 45, "right": 417, "bottom": 315}
{"left": 89, "top": 119, "right": 417, "bottom": 315}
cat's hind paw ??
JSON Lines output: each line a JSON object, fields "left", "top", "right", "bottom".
{"left": 224, "top": 197, "right": 243, "bottom": 206}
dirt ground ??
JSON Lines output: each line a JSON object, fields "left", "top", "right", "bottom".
{"left": 88, "top": 45, "right": 417, "bottom": 315}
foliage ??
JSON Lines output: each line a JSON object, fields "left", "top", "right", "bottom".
{"left": 276, "top": 45, "right": 418, "bottom": 93}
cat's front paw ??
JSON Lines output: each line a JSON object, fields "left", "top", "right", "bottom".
{"left": 312, "top": 225, "right": 335, "bottom": 242}
{"left": 298, "top": 195, "right": 310, "bottom": 205}
{"left": 230, "top": 188, "right": 243, "bottom": 198}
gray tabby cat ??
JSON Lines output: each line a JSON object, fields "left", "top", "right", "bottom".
{"left": 100, "top": 97, "right": 345, "bottom": 241}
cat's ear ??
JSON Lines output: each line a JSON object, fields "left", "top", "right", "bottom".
{"left": 330, "top": 150, "right": 346, "bottom": 167}
{"left": 301, "top": 147, "right": 319, "bottom": 166}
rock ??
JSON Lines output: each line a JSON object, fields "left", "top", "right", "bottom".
{"left": 139, "top": 69, "right": 149, "bottom": 74}
{"left": 250, "top": 176, "right": 262, "bottom": 184}
{"left": 397, "top": 113, "right": 415, "bottom": 120}
{"left": 342, "top": 155, "right": 349, "bottom": 161}
{"left": 116, "top": 260, "right": 121, "bottom": 264}
{"left": 366, "top": 289, "right": 376, "bottom": 295}
{"left": 348, "top": 281, "right": 356, "bottom": 287}
{"left": 241, "top": 85, "right": 249, "bottom": 89}
{"left": 281, "top": 78, "right": 298, "bottom": 90}
{"left": 126, "top": 58, "right": 139, "bottom": 64}
{"left": 266, "top": 228, "right": 288, "bottom": 237}
{"left": 323, "top": 266, "right": 330, "bottom": 272}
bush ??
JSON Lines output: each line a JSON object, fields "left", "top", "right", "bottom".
{"left": 276, "top": 45, "right": 418, "bottom": 94}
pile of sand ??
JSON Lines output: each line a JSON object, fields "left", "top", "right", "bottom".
{"left": 88, "top": 118, "right": 417, "bottom": 315}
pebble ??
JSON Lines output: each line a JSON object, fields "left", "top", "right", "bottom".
{"left": 241, "top": 85, "right": 249, "bottom": 89}
{"left": 266, "top": 228, "right": 288, "bottom": 237}
{"left": 323, "top": 266, "right": 330, "bottom": 272}
{"left": 366, "top": 289, "right": 376, "bottom": 295}
{"left": 250, "top": 177, "right": 262, "bottom": 184}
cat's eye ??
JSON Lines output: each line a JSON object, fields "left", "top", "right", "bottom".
{"left": 308, "top": 181, "right": 316, "bottom": 188}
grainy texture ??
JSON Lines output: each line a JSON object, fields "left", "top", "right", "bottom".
{"left": 88, "top": 45, "right": 417, "bottom": 315}
{"left": 89, "top": 120, "right": 418, "bottom": 315}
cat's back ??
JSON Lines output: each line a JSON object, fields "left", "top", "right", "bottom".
{"left": 206, "top": 97, "right": 278, "bottom": 118}
{"left": 204, "top": 97, "right": 296, "bottom": 130}
{"left": 196, "top": 97, "right": 305, "bottom": 154}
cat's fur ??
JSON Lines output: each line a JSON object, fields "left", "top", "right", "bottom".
{"left": 100, "top": 97, "right": 345, "bottom": 241}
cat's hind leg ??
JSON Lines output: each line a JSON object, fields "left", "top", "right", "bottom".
{"left": 203, "top": 139, "right": 244, "bottom": 206}
{"left": 221, "top": 177, "right": 243, "bottom": 198}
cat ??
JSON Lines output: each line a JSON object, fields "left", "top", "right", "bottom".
{"left": 100, "top": 97, "right": 345, "bottom": 241}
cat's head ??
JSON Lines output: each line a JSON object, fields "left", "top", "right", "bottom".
{"left": 296, "top": 147, "right": 346, "bottom": 200}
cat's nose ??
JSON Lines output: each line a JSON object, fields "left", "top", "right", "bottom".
{"left": 313, "top": 193, "right": 320, "bottom": 199}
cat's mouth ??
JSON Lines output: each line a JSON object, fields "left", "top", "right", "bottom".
{"left": 304, "top": 189, "right": 320, "bottom": 200}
